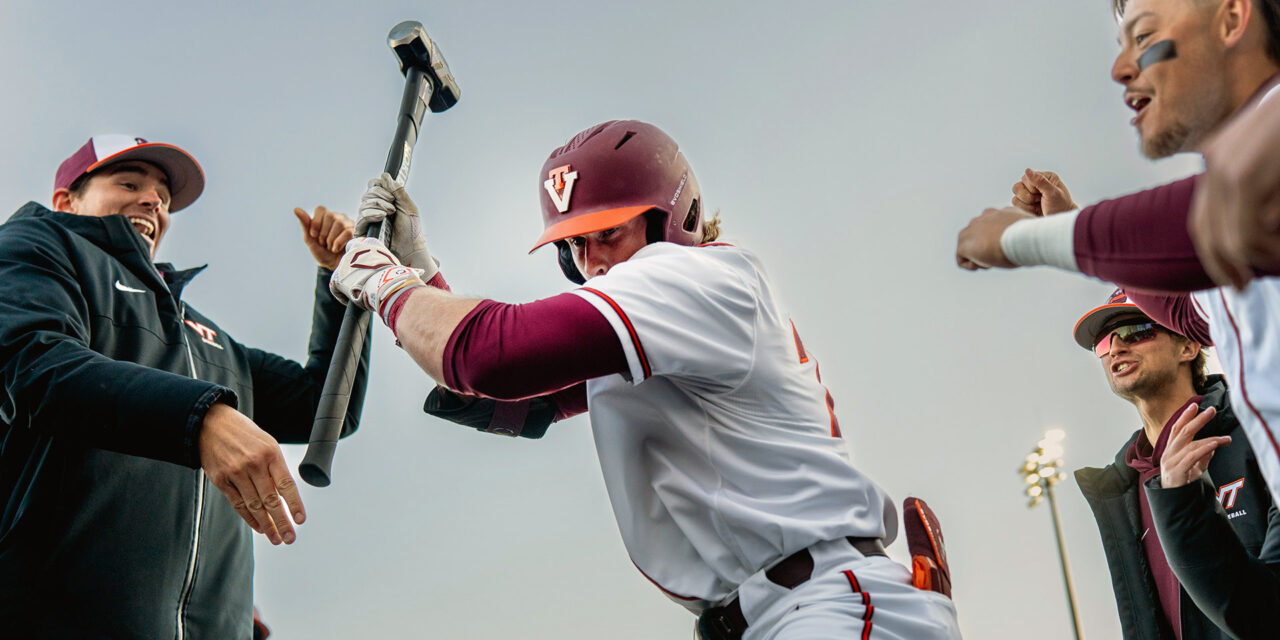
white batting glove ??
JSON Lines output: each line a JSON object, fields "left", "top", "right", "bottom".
{"left": 355, "top": 173, "right": 439, "bottom": 281}
{"left": 330, "top": 237, "right": 425, "bottom": 313}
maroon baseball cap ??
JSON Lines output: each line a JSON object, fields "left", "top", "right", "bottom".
{"left": 1072, "top": 288, "right": 1154, "bottom": 350}
{"left": 55, "top": 135, "right": 205, "bottom": 212}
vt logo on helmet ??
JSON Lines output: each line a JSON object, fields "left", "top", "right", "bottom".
{"left": 530, "top": 120, "right": 703, "bottom": 283}
{"left": 544, "top": 164, "right": 579, "bottom": 213}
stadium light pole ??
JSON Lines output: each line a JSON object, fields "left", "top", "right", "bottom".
{"left": 1021, "top": 428, "right": 1085, "bottom": 640}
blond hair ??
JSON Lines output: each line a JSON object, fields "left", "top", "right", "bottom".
{"left": 701, "top": 210, "right": 723, "bottom": 243}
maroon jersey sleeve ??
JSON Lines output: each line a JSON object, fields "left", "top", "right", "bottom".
{"left": 442, "top": 292, "right": 628, "bottom": 400}
{"left": 1073, "top": 176, "right": 1214, "bottom": 291}
{"left": 550, "top": 383, "right": 588, "bottom": 421}
{"left": 1073, "top": 175, "right": 1280, "bottom": 291}
{"left": 1121, "top": 290, "right": 1214, "bottom": 346}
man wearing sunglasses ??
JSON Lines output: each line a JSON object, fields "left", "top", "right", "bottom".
{"left": 1074, "top": 290, "right": 1280, "bottom": 639}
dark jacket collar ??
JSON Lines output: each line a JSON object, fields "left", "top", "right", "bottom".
{"left": 11, "top": 201, "right": 207, "bottom": 301}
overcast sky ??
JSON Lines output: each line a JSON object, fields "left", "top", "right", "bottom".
{"left": 0, "top": 1, "right": 1210, "bottom": 638}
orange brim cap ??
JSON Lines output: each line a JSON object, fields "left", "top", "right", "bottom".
{"left": 1072, "top": 302, "right": 1148, "bottom": 350}
{"left": 529, "top": 205, "right": 653, "bottom": 253}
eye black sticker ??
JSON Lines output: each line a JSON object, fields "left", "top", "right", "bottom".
{"left": 1137, "top": 40, "right": 1177, "bottom": 71}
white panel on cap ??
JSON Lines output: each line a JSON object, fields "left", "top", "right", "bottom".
{"left": 90, "top": 134, "right": 143, "bottom": 160}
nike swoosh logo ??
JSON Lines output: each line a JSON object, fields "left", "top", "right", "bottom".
{"left": 115, "top": 280, "right": 146, "bottom": 294}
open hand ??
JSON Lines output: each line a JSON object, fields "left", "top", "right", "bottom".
{"left": 199, "top": 403, "right": 305, "bottom": 545}
{"left": 1160, "top": 404, "right": 1227, "bottom": 488}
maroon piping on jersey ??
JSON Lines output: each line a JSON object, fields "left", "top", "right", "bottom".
{"left": 442, "top": 293, "right": 627, "bottom": 400}
{"left": 843, "top": 570, "right": 874, "bottom": 640}
{"left": 578, "top": 287, "right": 651, "bottom": 380}
{"left": 1217, "top": 289, "right": 1280, "bottom": 464}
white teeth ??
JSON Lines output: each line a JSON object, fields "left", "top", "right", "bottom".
{"left": 127, "top": 217, "right": 155, "bottom": 239}
{"left": 1116, "top": 363, "right": 1131, "bottom": 372}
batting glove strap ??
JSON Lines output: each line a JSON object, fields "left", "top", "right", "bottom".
{"left": 330, "top": 237, "right": 425, "bottom": 311}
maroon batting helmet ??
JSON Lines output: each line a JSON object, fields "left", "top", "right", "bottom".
{"left": 531, "top": 120, "right": 702, "bottom": 282}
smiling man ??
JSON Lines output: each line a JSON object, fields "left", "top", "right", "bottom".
{"left": 0, "top": 135, "right": 369, "bottom": 638}
{"left": 1073, "top": 290, "right": 1280, "bottom": 639}
{"left": 954, "top": 0, "right": 1280, "bottom": 508}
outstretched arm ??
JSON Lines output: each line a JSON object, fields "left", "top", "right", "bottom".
{"left": 330, "top": 238, "right": 627, "bottom": 400}
{"left": 956, "top": 176, "right": 1280, "bottom": 289}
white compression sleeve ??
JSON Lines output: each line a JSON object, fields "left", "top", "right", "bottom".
{"left": 999, "top": 211, "right": 1081, "bottom": 271}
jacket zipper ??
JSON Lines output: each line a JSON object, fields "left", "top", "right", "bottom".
{"left": 176, "top": 303, "right": 204, "bottom": 640}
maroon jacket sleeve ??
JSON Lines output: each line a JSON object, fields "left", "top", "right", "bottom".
{"left": 442, "top": 292, "right": 628, "bottom": 400}
{"left": 1121, "top": 290, "right": 1214, "bottom": 346}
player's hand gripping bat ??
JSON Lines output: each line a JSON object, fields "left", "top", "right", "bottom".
{"left": 299, "top": 21, "right": 460, "bottom": 487}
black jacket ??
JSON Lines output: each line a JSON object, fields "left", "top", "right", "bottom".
{"left": 1076, "top": 376, "right": 1280, "bottom": 639}
{"left": 0, "top": 202, "right": 369, "bottom": 639}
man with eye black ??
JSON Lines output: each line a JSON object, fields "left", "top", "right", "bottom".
{"left": 1070, "top": 289, "right": 1280, "bottom": 639}
{"left": 955, "top": 0, "right": 1280, "bottom": 547}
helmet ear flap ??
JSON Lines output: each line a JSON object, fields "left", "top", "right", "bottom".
{"left": 555, "top": 240, "right": 586, "bottom": 284}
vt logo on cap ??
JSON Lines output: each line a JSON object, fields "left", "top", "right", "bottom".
{"left": 544, "top": 164, "right": 579, "bottom": 213}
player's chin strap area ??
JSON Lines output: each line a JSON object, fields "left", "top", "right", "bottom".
{"left": 555, "top": 241, "right": 586, "bottom": 285}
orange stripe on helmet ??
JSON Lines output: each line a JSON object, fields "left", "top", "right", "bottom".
{"left": 529, "top": 205, "right": 653, "bottom": 253}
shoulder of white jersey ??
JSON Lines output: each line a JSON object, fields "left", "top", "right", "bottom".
{"left": 571, "top": 241, "right": 762, "bottom": 385}
{"left": 606, "top": 240, "right": 761, "bottom": 284}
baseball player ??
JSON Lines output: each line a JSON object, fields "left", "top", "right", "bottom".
{"left": 329, "top": 120, "right": 961, "bottom": 639}
{"left": 954, "top": 0, "right": 1280, "bottom": 507}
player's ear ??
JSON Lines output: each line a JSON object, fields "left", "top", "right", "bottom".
{"left": 52, "top": 188, "right": 75, "bottom": 213}
{"left": 1179, "top": 340, "right": 1201, "bottom": 362}
{"left": 1218, "top": 0, "right": 1253, "bottom": 48}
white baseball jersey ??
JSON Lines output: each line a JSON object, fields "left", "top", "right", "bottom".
{"left": 1191, "top": 284, "right": 1280, "bottom": 505}
{"left": 570, "top": 241, "right": 895, "bottom": 611}
{"left": 1188, "top": 83, "right": 1280, "bottom": 506}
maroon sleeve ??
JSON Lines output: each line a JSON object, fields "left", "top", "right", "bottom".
{"left": 1074, "top": 175, "right": 1280, "bottom": 291}
{"left": 550, "top": 383, "right": 588, "bottom": 421}
{"left": 1121, "top": 290, "right": 1214, "bottom": 346}
{"left": 442, "top": 292, "right": 628, "bottom": 400}
{"left": 1073, "top": 176, "right": 1214, "bottom": 291}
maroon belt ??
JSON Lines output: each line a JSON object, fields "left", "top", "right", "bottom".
{"left": 695, "top": 537, "right": 886, "bottom": 640}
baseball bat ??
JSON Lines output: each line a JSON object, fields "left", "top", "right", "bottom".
{"left": 299, "top": 21, "right": 460, "bottom": 487}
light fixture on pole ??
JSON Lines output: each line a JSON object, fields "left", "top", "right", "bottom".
{"left": 1021, "top": 428, "right": 1085, "bottom": 640}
